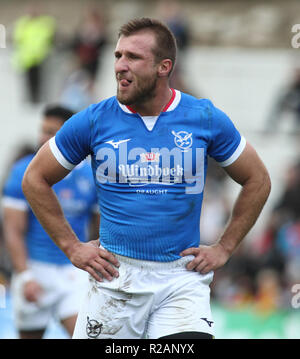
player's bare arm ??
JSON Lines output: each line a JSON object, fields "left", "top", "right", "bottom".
{"left": 181, "top": 141, "right": 271, "bottom": 274}
{"left": 22, "top": 141, "right": 120, "bottom": 282}
{"left": 3, "top": 206, "right": 43, "bottom": 302}
{"left": 3, "top": 207, "right": 28, "bottom": 273}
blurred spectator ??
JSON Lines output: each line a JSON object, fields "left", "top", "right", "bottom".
{"left": 157, "top": 0, "right": 195, "bottom": 95}
{"left": 70, "top": 9, "right": 107, "bottom": 87}
{"left": 212, "top": 243, "right": 258, "bottom": 307}
{"left": 252, "top": 159, "right": 300, "bottom": 311}
{"left": 212, "top": 271, "right": 254, "bottom": 309}
{"left": 255, "top": 160, "right": 300, "bottom": 254}
{"left": 1, "top": 105, "right": 99, "bottom": 339}
{"left": 274, "top": 160, "right": 300, "bottom": 221}
{"left": 276, "top": 222, "right": 300, "bottom": 283}
{"left": 0, "top": 143, "right": 36, "bottom": 284}
{"left": 12, "top": 4, "right": 56, "bottom": 103}
{"left": 60, "top": 69, "right": 95, "bottom": 112}
{"left": 206, "top": 152, "right": 297, "bottom": 312}
{"left": 265, "top": 67, "right": 300, "bottom": 134}
{"left": 0, "top": 220, "right": 10, "bottom": 286}
{"left": 0, "top": 143, "right": 36, "bottom": 198}
{"left": 254, "top": 269, "right": 283, "bottom": 315}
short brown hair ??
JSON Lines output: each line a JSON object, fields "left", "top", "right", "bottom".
{"left": 118, "top": 17, "right": 177, "bottom": 76}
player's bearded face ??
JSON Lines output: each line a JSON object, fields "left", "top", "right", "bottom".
{"left": 116, "top": 70, "right": 158, "bottom": 105}
{"left": 115, "top": 33, "right": 160, "bottom": 106}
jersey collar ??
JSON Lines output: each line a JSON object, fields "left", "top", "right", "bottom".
{"left": 118, "top": 89, "right": 181, "bottom": 114}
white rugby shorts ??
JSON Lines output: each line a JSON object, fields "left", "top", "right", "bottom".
{"left": 72, "top": 252, "right": 214, "bottom": 339}
{"left": 11, "top": 260, "right": 88, "bottom": 331}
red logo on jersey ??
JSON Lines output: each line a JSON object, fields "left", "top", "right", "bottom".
{"left": 140, "top": 152, "right": 160, "bottom": 163}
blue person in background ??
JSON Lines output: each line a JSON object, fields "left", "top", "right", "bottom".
{"left": 2, "top": 105, "right": 99, "bottom": 339}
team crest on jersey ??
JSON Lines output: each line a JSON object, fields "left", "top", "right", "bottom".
{"left": 172, "top": 130, "right": 193, "bottom": 151}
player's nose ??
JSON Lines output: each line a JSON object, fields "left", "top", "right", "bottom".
{"left": 115, "top": 56, "right": 129, "bottom": 73}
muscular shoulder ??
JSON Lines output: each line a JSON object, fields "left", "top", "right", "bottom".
{"left": 179, "top": 92, "right": 214, "bottom": 114}
{"left": 88, "top": 96, "right": 118, "bottom": 123}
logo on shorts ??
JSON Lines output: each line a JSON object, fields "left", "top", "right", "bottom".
{"left": 200, "top": 317, "right": 214, "bottom": 327}
{"left": 86, "top": 316, "right": 103, "bottom": 338}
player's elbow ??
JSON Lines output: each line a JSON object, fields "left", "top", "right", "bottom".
{"left": 22, "top": 168, "right": 31, "bottom": 198}
{"left": 256, "top": 167, "right": 271, "bottom": 202}
{"left": 22, "top": 166, "right": 38, "bottom": 199}
{"left": 266, "top": 169, "right": 271, "bottom": 192}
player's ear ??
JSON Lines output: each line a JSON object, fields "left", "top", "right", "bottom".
{"left": 157, "top": 59, "right": 172, "bottom": 78}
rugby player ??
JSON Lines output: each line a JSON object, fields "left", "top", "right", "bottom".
{"left": 22, "top": 18, "right": 271, "bottom": 339}
{"left": 3, "top": 105, "right": 99, "bottom": 339}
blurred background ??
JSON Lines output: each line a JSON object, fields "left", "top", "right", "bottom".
{"left": 1, "top": 0, "right": 300, "bottom": 338}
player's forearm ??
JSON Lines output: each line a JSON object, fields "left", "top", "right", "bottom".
{"left": 217, "top": 176, "right": 271, "bottom": 256}
{"left": 2, "top": 208, "right": 29, "bottom": 273}
{"left": 22, "top": 172, "right": 80, "bottom": 257}
{"left": 3, "top": 225, "right": 28, "bottom": 273}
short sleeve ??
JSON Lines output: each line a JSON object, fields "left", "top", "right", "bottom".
{"left": 49, "top": 106, "right": 93, "bottom": 170}
{"left": 2, "top": 162, "right": 29, "bottom": 210}
{"left": 207, "top": 102, "right": 246, "bottom": 167}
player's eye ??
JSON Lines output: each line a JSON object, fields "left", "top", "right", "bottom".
{"left": 129, "top": 54, "right": 140, "bottom": 60}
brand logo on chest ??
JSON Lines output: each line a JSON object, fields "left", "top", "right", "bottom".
{"left": 95, "top": 134, "right": 204, "bottom": 194}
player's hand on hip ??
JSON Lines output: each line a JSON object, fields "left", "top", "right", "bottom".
{"left": 180, "top": 243, "right": 230, "bottom": 274}
{"left": 23, "top": 280, "right": 43, "bottom": 303}
{"left": 88, "top": 238, "right": 101, "bottom": 248}
{"left": 68, "top": 242, "right": 120, "bottom": 282}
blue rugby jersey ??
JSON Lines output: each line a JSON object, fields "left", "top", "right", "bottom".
{"left": 49, "top": 90, "right": 246, "bottom": 261}
{"left": 3, "top": 154, "right": 98, "bottom": 264}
